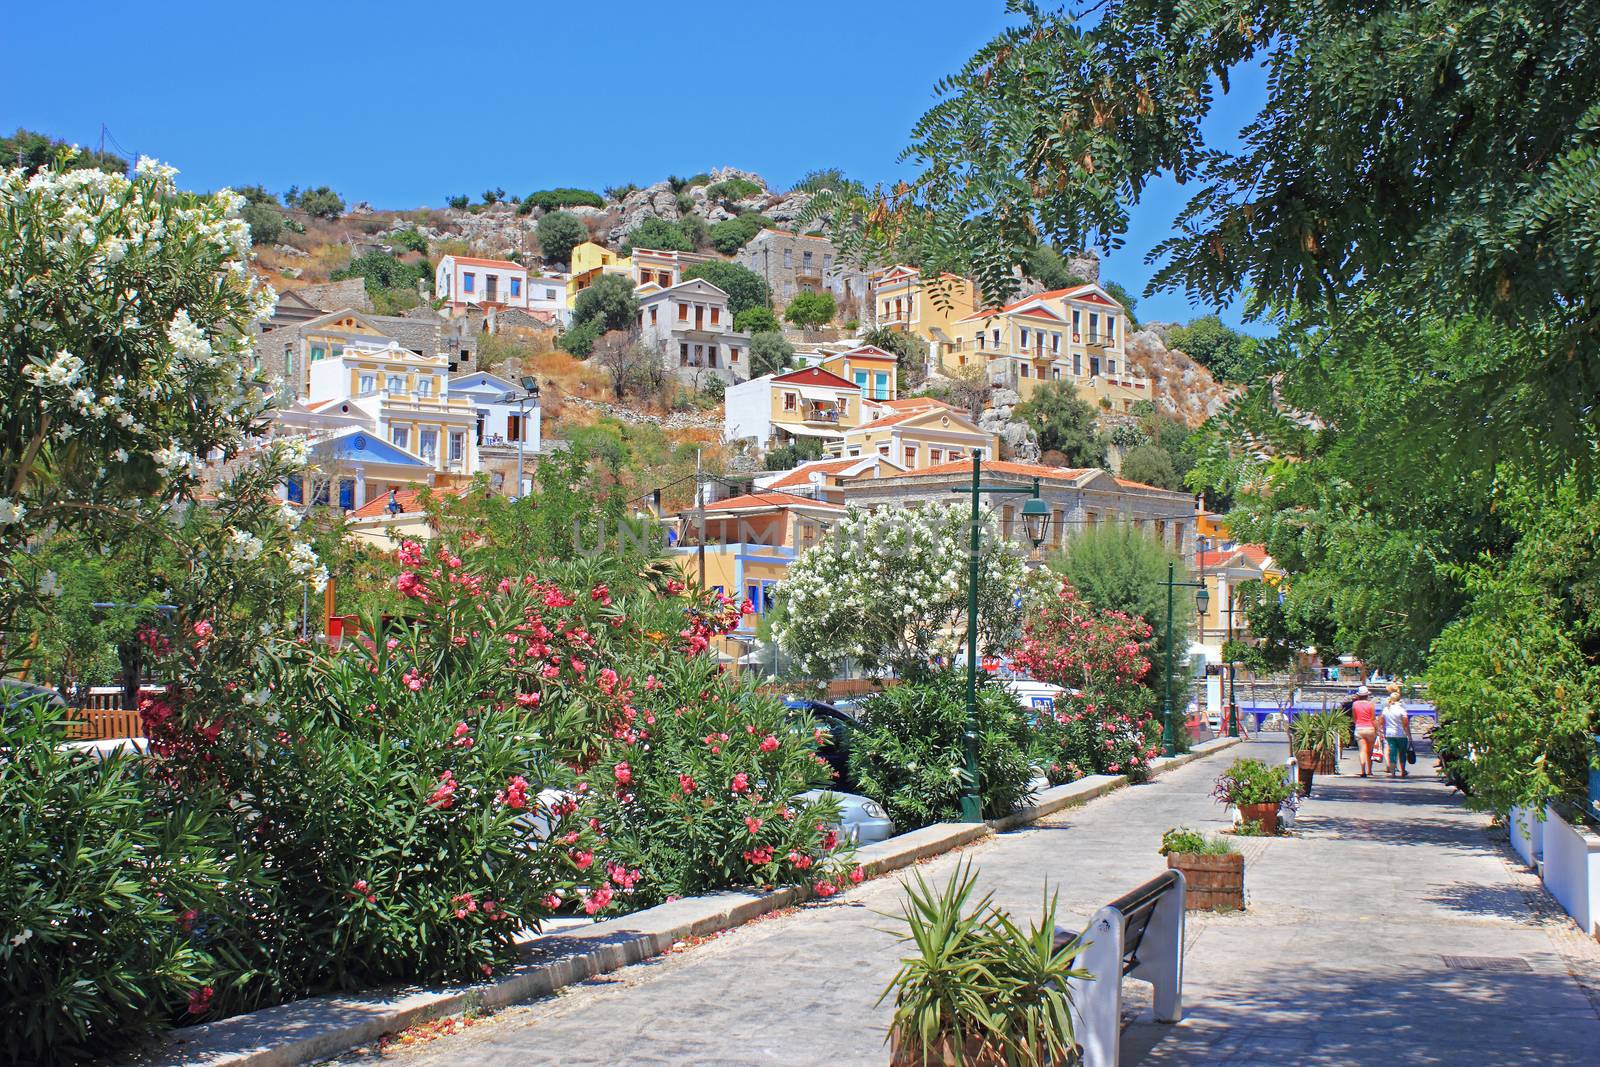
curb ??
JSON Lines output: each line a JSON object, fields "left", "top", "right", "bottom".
{"left": 151, "top": 736, "right": 1241, "bottom": 1066}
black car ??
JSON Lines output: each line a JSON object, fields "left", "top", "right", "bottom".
{"left": 785, "top": 699, "right": 860, "bottom": 792}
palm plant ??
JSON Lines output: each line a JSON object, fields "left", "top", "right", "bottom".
{"left": 882, "top": 862, "right": 1087, "bottom": 1066}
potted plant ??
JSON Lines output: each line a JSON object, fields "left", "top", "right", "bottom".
{"left": 884, "top": 861, "right": 1087, "bottom": 1066}
{"left": 1212, "top": 758, "right": 1293, "bottom": 835}
{"left": 1288, "top": 710, "right": 1344, "bottom": 790}
{"left": 1159, "top": 827, "right": 1244, "bottom": 911}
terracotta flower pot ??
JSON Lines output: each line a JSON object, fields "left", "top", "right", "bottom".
{"left": 1238, "top": 801, "right": 1280, "bottom": 835}
{"left": 1168, "top": 852, "right": 1245, "bottom": 911}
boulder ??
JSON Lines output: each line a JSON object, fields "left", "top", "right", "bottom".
{"left": 979, "top": 409, "right": 1041, "bottom": 463}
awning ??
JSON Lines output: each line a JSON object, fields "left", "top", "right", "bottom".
{"left": 779, "top": 424, "right": 845, "bottom": 439}
{"left": 793, "top": 385, "right": 851, "bottom": 401}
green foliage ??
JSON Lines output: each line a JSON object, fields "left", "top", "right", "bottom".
{"left": 678, "top": 213, "right": 708, "bottom": 249}
{"left": 1167, "top": 315, "right": 1262, "bottom": 383}
{"left": 1025, "top": 246, "right": 1088, "bottom": 291}
{"left": 734, "top": 306, "right": 781, "bottom": 334}
{"left": 1118, "top": 443, "right": 1180, "bottom": 490}
{"left": 287, "top": 185, "right": 343, "bottom": 219}
{"left": 784, "top": 290, "right": 836, "bottom": 328}
{"left": 387, "top": 228, "right": 428, "bottom": 254}
{"left": 447, "top": 194, "right": 470, "bottom": 210}
{"left": 883, "top": 861, "right": 1085, "bottom": 1067}
{"left": 0, "top": 129, "right": 125, "bottom": 177}
{"left": 623, "top": 216, "right": 694, "bottom": 254}
{"left": 332, "top": 251, "right": 431, "bottom": 306}
{"left": 242, "top": 200, "right": 284, "bottom": 245}
{"left": 536, "top": 210, "right": 588, "bottom": 265}
{"left": 1100, "top": 280, "right": 1139, "bottom": 328}
{"left": 570, "top": 273, "right": 639, "bottom": 334}
{"left": 1048, "top": 524, "right": 1193, "bottom": 701}
{"left": 794, "top": 168, "right": 853, "bottom": 194}
{"left": 558, "top": 318, "right": 602, "bottom": 357}
{"left": 750, "top": 331, "right": 795, "bottom": 377}
{"left": 0, "top": 701, "right": 253, "bottom": 1065}
{"left": 862, "top": 326, "right": 928, "bottom": 386}
{"left": 1014, "top": 382, "right": 1106, "bottom": 468}
{"left": 481, "top": 187, "right": 505, "bottom": 205}
{"left": 1287, "top": 710, "right": 1347, "bottom": 760}
{"left": 763, "top": 437, "right": 825, "bottom": 471}
{"left": 682, "top": 261, "right": 769, "bottom": 315}
{"left": 1159, "top": 827, "right": 1237, "bottom": 856}
{"left": 710, "top": 215, "right": 762, "bottom": 254}
{"left": 706, "top": 177, "right": 762, "bottom": 203}
{"left": 848, "top": 674, "right": 1037, "bottom": 827}
{"left": 702, "top": 375, "right": 726, "bottom": 402}
{"left": 603, "top": 183, "right": 639, "bottom": 201}
{"left": 525, "top": 188, "right": 604, "bottom": 211}
{"left": 1212, "top": 759, "right": 1293, "bottom": 808}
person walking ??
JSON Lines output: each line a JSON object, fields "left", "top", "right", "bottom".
{"left": 1351, "top": 685, "right": 1379, "bottom": 777}
{"left": 1381, "top": 684, "right": 1411, "bottom": 779}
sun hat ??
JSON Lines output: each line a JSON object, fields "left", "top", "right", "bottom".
{"left": 1356, "top": 685, "right": 1370, "bottom": 696}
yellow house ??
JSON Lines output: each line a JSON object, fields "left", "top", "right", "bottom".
{"left": 832, "top": 401, "right": 1000, "bottom": 470}
{"left": 566, "top": 241, "right": 634, "bottom": 307}
{"left": 815, "top": 344, "right": 899, "bottom": 403}
{"left": 871, "top": 266, "right": 979, "bottom": 348}
{"left": 939, "top": 283, "right": 1151, "bottom": 410}
{"left": 671, "top": 490, "right": 844, "bottom": 662}
{"left": 724, "top": 365, "right": 875, "bottom": 451}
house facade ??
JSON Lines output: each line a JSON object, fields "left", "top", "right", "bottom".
{"left": 724, "top": 365, "right": 870, "bottom": 451}
{"left": 939, "top": 283, "right": 1150, "bottom": 410}
{"left": 269, "top": 308, "right": 478, "bottom": 399}
{"left": 636, "top": 279, "right": 752, "bottom": 384}
{"left": 735, "top": 229, "right": 871, "bottom": 315}
{"left": 870, "top": 266, "right": 978, "bottom": 354}
{"left": 832, "top": 402, "right": 999, "bottom": 470}
{"left": 435, "top": 255, "right": 531, "bottom": 311}
{"left": 838, "top": 460, "right": 1197, "bottom": 557}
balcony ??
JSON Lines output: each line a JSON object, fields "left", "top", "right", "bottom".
{"left": 794, "top": 258, "right": 823, "bottom": 279}
{"left": 1077, "top": 332, "right": 1115, "bottom": 349}
{"left": 801, "top": 403, "right": 842, "bottom": 426}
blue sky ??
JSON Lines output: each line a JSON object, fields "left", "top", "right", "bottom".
{"left": 2, "top": 0, "right": 1266, "bottom": 329}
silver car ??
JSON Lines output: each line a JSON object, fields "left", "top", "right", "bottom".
{"left": 801, "top": 788, "right": 895, "bottom": 845}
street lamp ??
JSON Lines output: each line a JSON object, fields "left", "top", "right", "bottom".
{"left": 1160, "top": 561, "right": 1209, "bottom": 756}
{"left": 949, "top": 453, "right": 1049, "bottom": 822}
{"left": 510, "top": 377, "right": 541, "bottom": 498}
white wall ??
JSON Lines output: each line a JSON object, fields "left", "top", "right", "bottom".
{"left": 438, "top": 256, "right": 529, "bottom": 310}
{"left": 725, "top": 377, "right": 774, "bottom": 444}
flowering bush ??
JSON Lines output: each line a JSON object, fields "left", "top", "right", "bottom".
{"left": 773, "top": 502, "right": 1047, "bottom": 680}
{"left": 847, "top": 672, "right": 1037, "bottom": 828}
{"left": 1011, "top": 581, "right": 1159, "bottom": 783}
{"left": 1212, "top": 759, "right": 1294, "bottom": 808}
{"left": 0, "top": 700, "right": 263, "bottom": 1065}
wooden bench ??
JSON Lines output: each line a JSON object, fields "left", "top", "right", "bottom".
{"left": 63, "top": 691, "right": 145, "bottom": 741}
{"left": 1058, "top": 869, "right": 1186, "bottom": 1067}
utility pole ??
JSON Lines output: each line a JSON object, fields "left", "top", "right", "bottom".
{"left": 695, "top": 448, "right": 706, "bottom": 588}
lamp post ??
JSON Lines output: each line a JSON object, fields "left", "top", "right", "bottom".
{"left": 510, "top": 375, "right": 540, "bottom": 498}
{"left": 1161, "top": 561, "right": 1210, "bottom": 756}
{"left": 949, "top": 453, "right": 1050, "bottom": 822}
{"left": 1225, "top": 584, "right": 1240, "bottom": 738}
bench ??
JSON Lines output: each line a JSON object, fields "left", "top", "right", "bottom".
{"left": 1057, "top": 869, "right": 1186, "bottom": 1067}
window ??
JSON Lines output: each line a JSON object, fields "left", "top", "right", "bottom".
{"left": 1090, "top": 356, "right": 1101, "bottom": 376}
{"left": 463, "top": 272, "right": 475, "bottom": 293}
{"left": 747, "top": 584, "right": 760, "bottom": 613}
{"left": 1073, "top": 352, "right": 1082, "bottom": 376}
{"left": 1089, "top": 312, "right": 1100, "bottom": 339}
{"left": 1107, "top": 358, "right": 1117, "bottom": 375}
{"left": 1051, "top": 332, "right": 1061, "bottom": 353}
{"left": 948, "top": 449, "right": 963, "bottom": 462}
{"left": 417, "top": 377, "right": 434, "bottom": 397}
{"left": 877, "top": 443, "right": 891, "bottom": 457}
{"left": 976, "top": 333, "right": 985, "bottom": 351}
{"left": 838, "top": 397, "right": 848, "bottom": 416}
{"left": 330, "top": 344, "right": 344, "bottom": 359}
{"left": 339, "top": 479, "right": 355, "bottom": 510}
{"left": 680, "top": 343, "right": 690, "bottom": 366}
{"left": 783, "top": 391, "right": 797, "bottom": 411}
{"left": 507, "top": 413, "right": 522, "bottom": 442}
{"left": 991, "top": 329, "right": 1000, "bottom": 347}
{"left": 1019, "top": 362, "right": 1030, "bottom": 378}
{"left": 392, "top": 426, "right": 410, "bottom": 450}
{"left": 678, "top": 302, "right": 689, "bottom": 321}
{"left": 783, "top": 248, "right": 792, "bottom": 268}
{"left": 854, "top": 370, "right": 868, "bottom": 393}
{"left": 1020, "top": 327, "right": 1030, "bottom": 349}
{"left": 929, "top": 448, "right": 942, "bottom": 465}
{"left": 1106, "top": 315, "right": 1116, "bottom": 342}
{"left": 450, "top": 431, "right": 466, "bottom": 462}
{"left": 358, "top": 373, "right": 376, "bottom": 394}
{"left": 510, "top": 278, "right": 521, "bottom": 297}
{"left": 419, "top": 428, "right": 438, "bottom": 461}
{"left": 874, "top": 371, "right": 889, "bottom": 399}
{"left": 310, "top": 344, "right": 326, "bottom": 362}
{"left": 707, "top": 346, "right": 719, "bottom": 368}
{"left": 710, "top": 307, "right": 720, "bottom": 325}
{"left": 903, "top": 445, "right": 917, "bottom": 466}
{"left": 802, "top": 250, "right": 813, "bottom": 269}
{"left": 824, "top": 254, "right": 833, "bottom": 271}
{"left": 730, "top": 346, "right": 740, "bottom": 364}
{"left": 545, "top": 288, "right": 557, "bottom": 301}
{"left": 1051, "top": 367, "right": 1062, "bottom": 380}
{"left": 1072, "top": 308, "right": 1081, "bottom": 335}
{"left": 386, "top": 374, "right": 405, "bottom": 393}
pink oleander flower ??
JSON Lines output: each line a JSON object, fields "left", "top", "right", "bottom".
{"left": 499, "top": 775, "right": 530, "bottom": 809}
{"left": 614, "top": 761, "right": 632, "bottom": 786}
{"left": 572, "top": 849, "right": 594, "bottom": 870}
{"left": 730, "top": 772, "right": 750, "bottom": 795}
{"left": 583, "top": 884, "right": 614, "bottom": 914}
{"left": 744, "top": 816, "right": 763, "bottom": 834}
{"left": 186, "top": 985, "right": 214, "bottom": 1016}
{"left": 192, "top": 619, "right": 214, "bottom": 642}
{"left": 516, "top": 690, "right": 541, "bottom": 707}
{"left": 679, "top": 774, "right": 696, "bottom": 794}
{"left": 759, "top": 734, "right": 780, "bottom": 753}
{"left": 428, "top": 771, "right": 457, "bottom": 809}
{"left": 814, "top": 881, "right": 838, "bottom": 898}
{"left": 849, "top": 866, "right": 865, "bottom": 884}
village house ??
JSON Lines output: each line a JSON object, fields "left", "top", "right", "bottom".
{"left": 263, "top": 307, "right": 479, "bottom": 399}
{"left": 870, "top": 265, "right": 979, "bottom": 357}
{"left": 434, "top": 254, "right": 530, "bottom": 312}
{"left": 831, "top": 398, "right": 999, "bottom": 470}
{"left": 448, "top": 370, "right": 543, "bottom": 496}
{"left": 752, "top": 454, "right": 908, "bottom": 503}
{"left": 636, "top": 278, "right": 752, "bottom": 384}
{"left": 567, "top": 241, "right": 722, "bottom": 308}
{"left": 724, "top": 365, "right": 870, "bottom": 452}
{"left": 735, "top": 229, "right": 872, "bottom": 316}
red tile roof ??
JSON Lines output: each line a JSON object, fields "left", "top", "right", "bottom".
{"left": 702, "top": 491, "right": 844, "bottom": 512}
{"left": 766, "top": 459, "right": 861, "bottom": 490}
{"left": 350, "top": 484, "right": 469, "bottom": 519}
{"left": 875, "top": 397, "right": 956, "bottom": 413}
{"left": 447, "top": 255, "right": 526, "bottom": 270}
{"left": 904, "top": 460, "right": 1095, "bottom": 481}
{"left": 772, "top": 366, "right": 857, "bottom": 390}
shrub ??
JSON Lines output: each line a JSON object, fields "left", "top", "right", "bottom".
{"left": 1158, "top": 827, "right": 1237, "bottom": 856}
{"left": 784, "top": 290, "right": 836, "bottom": 328}
{"left": 288, "top": 185, "right": 344, "bottom": 219}
{"left": 711, "top": 216, "right": 761, "bottom": 254}
{"left": 242, "top": 200, "right": 283, "bottom": 245}
{"left": 0, "top": 701, "right": 254, "bottom": 1065}
{"left": 447, "top": 194, "right": 470, "bottom": 210}
{"left": 582, "top": 653, "right": 851, "bottom": 906}
{"left": 706, "top": 177, "right": 762, "bottom": 204}
{"left": 558, "top": 318, "right": 602, "bottom": 357}
{"left": 682, "top": 261, "right": 769, "bottom": 316}
{"left": 764, "top": 437, "right": 825, "bottom": 470}
{"left": 332, "top": 251, "right": 431, "bottom": 302}
{"left": 624, "top": 217, "right": 693, "bottom": 253}
{"left": 749, "top": 331, "right": 794, "bottom": 377}
{"left": 536, "top": 210, "right": 588, "bottom": 266}
{"left": 1014, "top": 381, "right": 1106, "bottom": 467}
{"left": 1119, "top": 443, "right": 1181, "bottom": 489}
{"left": 525, "top": 188, "right": 604, "bottom": 211}
{"left": 571, "top": 273, "right": 639, "bottom": 334}
{"left": 702, "top": 374, "right": 726, "bottom": 402}
{"left": 604, "top": 183, "right": 639, "bottom": 201}
{"left": 388, "top": 228, "right": 429, "bottom": 254}
{"left": 482, "top": 187, "right": 505, "bottom": 205}
{"left": 735, "top": 306, "right": 781, "bottom": 334}
{"left": 848, "top": 672, "right": 1037, "bottom": 828}
{"left": 1211, "top": 759, "right": 1293, "bottom": 808}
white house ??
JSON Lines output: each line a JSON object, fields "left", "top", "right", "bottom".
{"left": 636, "top": 279, "right": 752, "bottom": 384}
{"left": 449, "top": 370, "right": 541, "bottom": 452}
{"left": 435, "top": 255, "right": 531, "bottom": 311}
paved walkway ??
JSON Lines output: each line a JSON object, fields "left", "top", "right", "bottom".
{"left": 327, "top": 740, "right": 1600, "bottom": 1067}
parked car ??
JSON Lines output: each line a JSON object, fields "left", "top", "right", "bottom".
{"left": 801, "top": 788, "right": 895, "bottom": 845}
{"left": 785, "top": 698, "right": 862, "bottom": 792}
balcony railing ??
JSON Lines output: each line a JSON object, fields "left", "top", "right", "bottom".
{"left": 1077, "top": 332, "right": 1115, "bottom": 349}
{"left": 802, "top": 405, "right": 842, "bottom": 425}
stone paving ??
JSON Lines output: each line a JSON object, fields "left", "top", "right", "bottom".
{"left": 325, "top": 740, "right": 1600, "bottom": 1067}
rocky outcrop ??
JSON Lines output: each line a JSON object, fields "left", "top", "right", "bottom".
{"left": 1124, "top": 328, "right": 1236, "bottom": 426}
{"left": 978, "top": 387, "right": 1042, "bottom": 463}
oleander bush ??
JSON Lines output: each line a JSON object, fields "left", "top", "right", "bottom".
{"left": 848, "top": 672, "right": 1036, "bottom": 828}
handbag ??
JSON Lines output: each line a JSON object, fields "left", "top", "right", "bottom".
{"left": 1406, "top": 741, "right": 1417, "bottom": 766}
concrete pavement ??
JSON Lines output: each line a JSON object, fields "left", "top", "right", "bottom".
{"left": 324, "top": 740, "right": 1600, "bottom": 1066}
